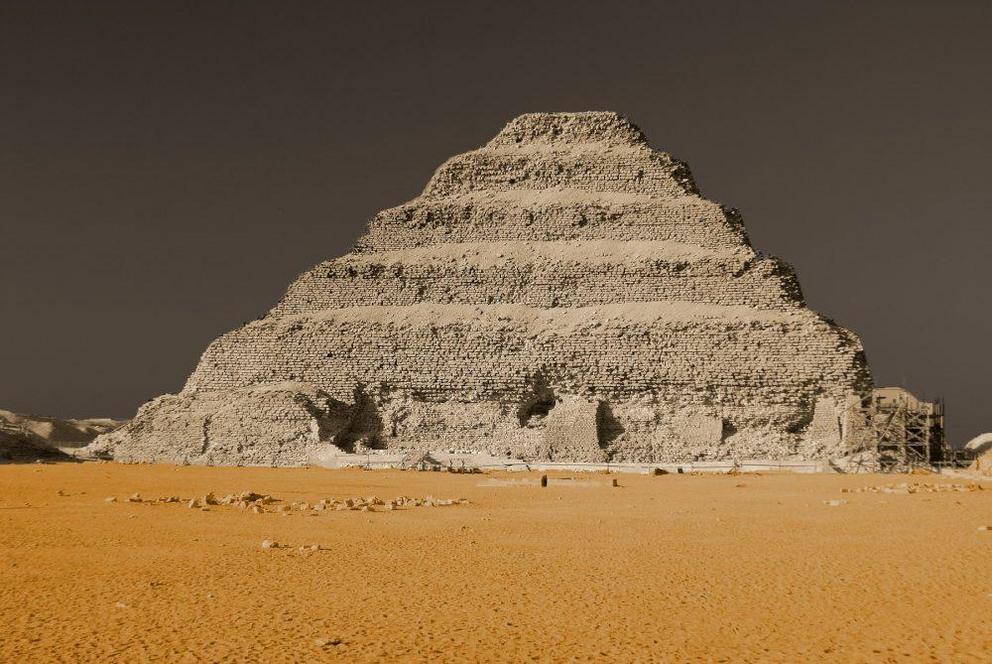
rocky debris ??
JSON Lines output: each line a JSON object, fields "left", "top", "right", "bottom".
{"left": 977, "top": 526, "right": 991, "bottom": 532}
{"left": 109, "top": 491, "right": 469, "bottom": 515}
{"left": 823, "top": 499, "right": 848, "bottom": 506}
{"left": 260, "top": 540, "right": 329, "bottom": 554}
{"left": 842, "top": 482, "right": 984, "bottom": 495}
{"left": 104, "top": 496, "right": 117, "bottom": 503}
{"left": 314, "top": 637, "right": 344, "bottom": 648}
{"left": 447, "top": 466, "right": 483, "bottom": 474}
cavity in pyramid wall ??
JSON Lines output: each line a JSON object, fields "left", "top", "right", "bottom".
{"left": 93, "top": 112, "right": 872, "bottom": 466}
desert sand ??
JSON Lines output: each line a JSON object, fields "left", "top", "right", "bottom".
{"left": 2, "top": 463, "right": 990, "bottom": 662}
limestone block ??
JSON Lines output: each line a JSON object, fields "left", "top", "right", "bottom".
{"left": 802, "top": 398, "right": 842, "bottom": 454}
{"left": 538, "top": 396, "right": 606, "bottom": 463}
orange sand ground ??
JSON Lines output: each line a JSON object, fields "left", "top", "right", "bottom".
{"left": 1, "top": 463, "right": 990, "bottom": 663}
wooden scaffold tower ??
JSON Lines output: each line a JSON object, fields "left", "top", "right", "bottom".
{"left": 842, "top": 387, "right": 948, "bottom": 472}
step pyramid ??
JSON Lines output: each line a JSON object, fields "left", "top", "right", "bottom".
{"left": 93, "top": 112, "right": 872, "bottom": 466}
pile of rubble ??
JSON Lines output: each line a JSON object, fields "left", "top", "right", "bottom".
{"left": 109, "top": 490, "right": 468, "bottom": 513}
{"left": 842, "top": 482, "right": 985, "bottom": 495}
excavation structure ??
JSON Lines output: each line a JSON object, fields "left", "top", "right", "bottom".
{"left": 91, "top": 112, "right": 873, "bottom": 466}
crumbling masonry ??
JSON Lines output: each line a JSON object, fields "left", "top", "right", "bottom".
{"left": 92, "top": 112, "right": 872, "bottom": 466}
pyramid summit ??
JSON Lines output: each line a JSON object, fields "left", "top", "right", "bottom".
{"left": 92, "top": 112, "right": 872, "bottom": 466}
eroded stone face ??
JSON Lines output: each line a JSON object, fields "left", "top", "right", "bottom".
{"left": 91, "top": 112, "right": 872, "bottom": 466}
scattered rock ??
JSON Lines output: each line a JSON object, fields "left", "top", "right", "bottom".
{"left": 260, "top": 539, "right": 278, "bottom": 549}
{"left": 104, "top": 496, "right": 117, "bottom": 503}
{"left": 823, "top": 499, "right": 847, "bottom": 507}
{"left": 852, "top": 482, "right": 983, "bottom": 495}
{"left": 110, "top": 491, "right": 466, "bottom": 516}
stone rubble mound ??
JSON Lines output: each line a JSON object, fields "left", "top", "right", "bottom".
{"left": 89, "top": 112, "right": 872, "bottom": 466}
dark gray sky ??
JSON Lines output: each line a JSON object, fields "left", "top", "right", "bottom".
{"left": 2, "top": 1, "right": 989, "bottom": 443}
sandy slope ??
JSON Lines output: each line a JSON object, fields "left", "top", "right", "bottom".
{"left": 1, "top": 464, "right": 990, "bottom": 662}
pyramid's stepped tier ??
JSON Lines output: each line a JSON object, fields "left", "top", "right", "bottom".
{"left": 422, "top": 111, "right": 694, "bottom": 198}
{"left": 420, "top": 146, "right": 696, "bottom": 198}
{"left": 166, "top": 303, "right": 870, "bottom": 463}
{"left": 487, "top": 111, "right": 651, "bottom": 148}
{"left": 88, "top": 112, "right": 873, "bottom": 466}
{"left": 354, "top": 192, "right": 747, "bottom": 252}
{"left": 272, "top": 241, "right": 804, "bottom": 315}
{"left": 188, "top": 304, "right": 867, "bottom": 405}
